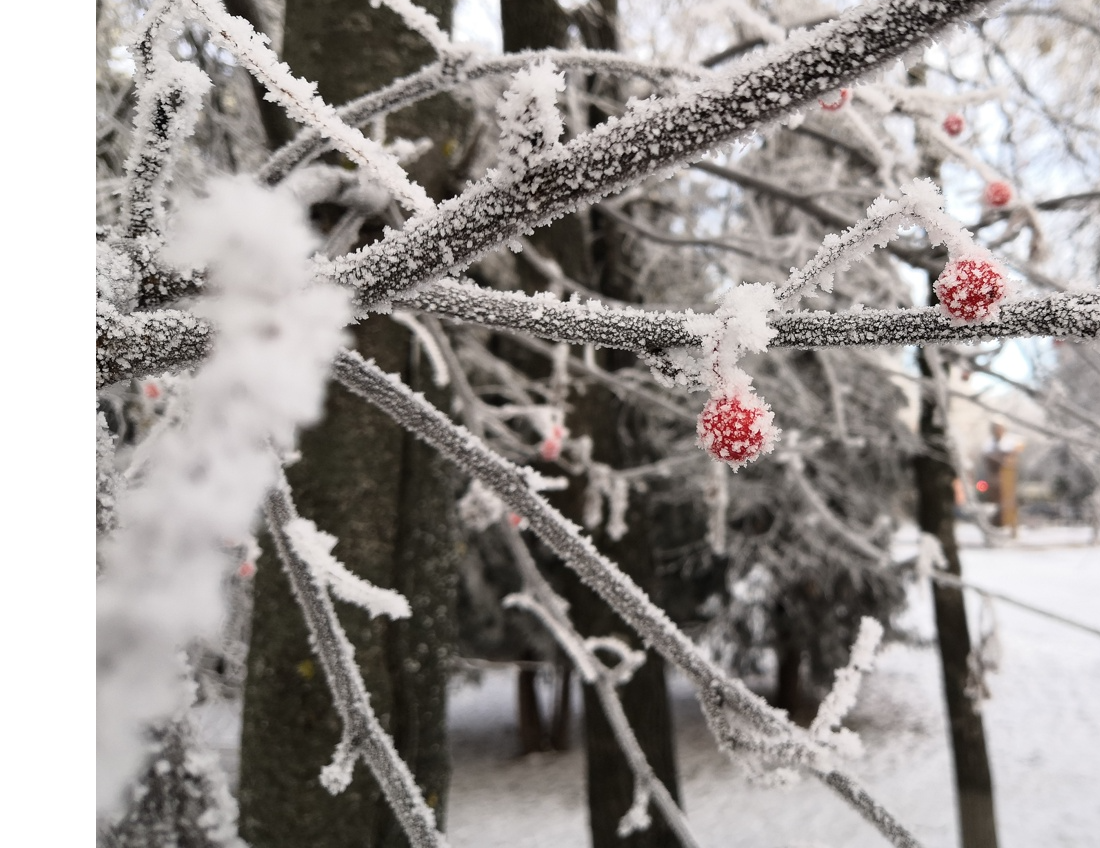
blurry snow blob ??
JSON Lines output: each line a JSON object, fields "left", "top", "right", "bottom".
{"left": 935, "top": 256, "right": 1008, "bottom": 323}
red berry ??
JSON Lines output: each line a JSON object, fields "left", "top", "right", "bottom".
{"left": 983, "top": 181, "right": 1012, "bottom": 208}
{"left": 819, "top": 89, "right": 850, "bottom": 112}
{"left": 697, "top": 392, "right": 775, "bottom": 467}
{"left": 508, "top": 512, "right": 523, "bottom": 528}
{"left": 935, "top": 258, "right": 1007, "bottom": 323}
{"left": 539, "top": 424, "right": 564, "bottom": 462}
{"left": 238, "top": 561, "right": 256, "bottom": 579}
{"left": 943, "top": 113, "right": 965, "bottom": 136}
{"left": 143, "top": 381, "right": 161, "bottom": 400}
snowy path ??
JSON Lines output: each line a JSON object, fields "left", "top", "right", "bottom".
{"left": 445, "top": 525, "right": 1100, "bottom": 848}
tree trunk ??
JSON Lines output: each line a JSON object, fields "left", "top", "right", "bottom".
{"left": 500, "top": 3, "right": 683, "bottom": 845}
{"left": 549, "top": 662, "right": 573, "bottom": 751}
{"left": 916, "top": 327, "right": 1000, "bottom": 848}
{"left": 518, "top": 651, "right": 547, "bottom": 754}
{"left": 238, "top": 4, "right": 463, "bottom": 847}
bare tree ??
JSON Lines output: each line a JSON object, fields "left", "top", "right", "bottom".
{"left": 96, "top": 2, "right": 1100, "bottom": 848}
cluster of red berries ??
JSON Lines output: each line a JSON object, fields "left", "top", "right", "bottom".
{"left": 934, "top": 257, "right": 1008, "bottom": 323}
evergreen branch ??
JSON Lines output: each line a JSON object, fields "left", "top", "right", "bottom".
{"left": 322, "top": 0, "right": 992, "bottom": 308}
{"left": 103, "top": 715, "right": 247, "bottom": 848}
{"left": 263, "top": 480, "right": 450, "bottom": 848}
{"left": 330, "top": 349, "right": 924, "bottom": 848}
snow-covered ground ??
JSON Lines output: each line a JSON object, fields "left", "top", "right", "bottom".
{"left": 444, "top": 524, "right": 1100, "bottom": 848}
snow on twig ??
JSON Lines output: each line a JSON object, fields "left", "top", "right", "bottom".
{"left": 810, "top": 617, "right": 884, "bottom": 750}
{"left": 775, "top": 179, "right": 990, "bottom": 306}
{"left": 285, "top": 517, "right": 412, "bottom": 619}
{"left": 499, "top": 529, "right": 701, "bottom": 848}
{"left": 97, "top": 303, "right": 213, "bottom": 387}
{"left": 122, "top": 45, "right": 211, "bottom": 241}
{"left": 924, "top": 564, "right": 1100, "bottom": 639}
{"left": 184, "top": 0, "right": 433, "bottom": 213}
{"left": 371, "top": 0, "right": 452, "bottom": 55}
{"left": 258, "top": 49, "right": 708, "bottom": 185}
{"left": 263, "top": 482, "right": 448, "bottom": 848}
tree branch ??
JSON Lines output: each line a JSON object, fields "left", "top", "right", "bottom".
{"left": 330, "top": 349, "right": 924, "bottom": 848}
{"left": 263, "top": 480, "right": 449, "bottom": 848}
{"left": 259, "top": 49, "right": 708, "bottom": 185}
{"left": 320, "top": 0, "right": 993, "bottom": 309}
{"left": 95, "top": 289, "right": 1100, "bottom": 389}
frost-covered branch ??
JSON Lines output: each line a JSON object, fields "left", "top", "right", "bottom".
{"left": 331, "top": 349, "right": 790, "bottom": 734}
{"left": 925, "top": 568, "right": 1100, "bottom": 639}
{"left": 331, "top": 349, "right": 924, "bottom": 847}
{"left": 183, "top": 0, "right": 433, "bottom": 213}
{"left": 258, "top": 50, "right": 708, "bottom": 185}
{"left": 263, "top": 482, "right": 448, "bottom": 848}
{"left": 810, "top": 617, "right": 884, "bottom": 747}
{"left": 499, "top": 528, "right": 700, "bottom": 847}
{"left": 121, "top": 38, "right": 210, "bottom": 242}
{"left": 322, "top": 0, "right": 992, "bottom": 308}
{"left": 769, "top": 292, "right": 1100, "bottom": 349}
{"left": 405, "top": 282, "right": 1100, "bottom": 352}
{"left": 96, "top": 288, "right": 1100, "bottom": 389}
{"left": 782, "top": 456, "right": 891, "bottom": 565}
{"left": 97, "top": 303, "right": 213, "bottom": 388}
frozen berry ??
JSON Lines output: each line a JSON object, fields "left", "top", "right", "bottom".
{"left": 697, "top": 392, "right": 776, "bottom": 468}
{"left": 143, "top": 381, "right": 161, "bottom": 400}
{"left": 935, "top": 258, "right": 1007, "bottom": 323}
{"left": 539, "top": 423, "right": 565, "bottom": 462}
{"left": 983, "top": 181, "right": 1013, "bottom": 208}
{"left": 238, "top": 561, "right": 256, "bottom": 579}
{"left": 943, "top": 113, "right": 965, "bottom": 136}
{"left": 819, "top": 89, "right": 850, "bottom": 112}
